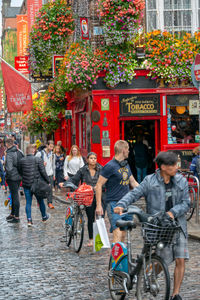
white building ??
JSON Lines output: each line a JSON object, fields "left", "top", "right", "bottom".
{"left": 146, "top": 0, "right": 200, "bottom": 34}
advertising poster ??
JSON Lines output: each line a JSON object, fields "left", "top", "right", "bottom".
{"left": 80, "top": 18, "right": 89, "bottom": 40}
{"left": 17, "top": 15, "right": 28, "bottom": 56}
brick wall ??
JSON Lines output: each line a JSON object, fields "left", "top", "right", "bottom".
{"left": 72, "top": 0, "right": 103, "bottom": 48}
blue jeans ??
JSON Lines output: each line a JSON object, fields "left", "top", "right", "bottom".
{"left": 24, "top": 188, "right": 47, "bottom": 221}
{"left": 136, "top": 167, "right": 147, "bottom": 183}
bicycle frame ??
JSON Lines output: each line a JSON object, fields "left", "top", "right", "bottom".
{"left": 109, "top": 225, "right": 167, "bottom": 296}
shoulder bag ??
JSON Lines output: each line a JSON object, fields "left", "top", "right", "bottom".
{"left": 31, "top": 158, "right": 51, "bottom": 199}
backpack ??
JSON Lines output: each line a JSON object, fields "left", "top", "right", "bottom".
{"left": 196, "top": 157, "right": 200, "bottom": 176}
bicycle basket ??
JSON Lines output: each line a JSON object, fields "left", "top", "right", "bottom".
{"left": 73, "top": 183, "right": 94, "bottom": 207}
{"left": 142, "top": 222, "right": 180, "bottom": 246}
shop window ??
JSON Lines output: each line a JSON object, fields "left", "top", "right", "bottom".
{"left": 167, "top": 99, "right": 199, "bottom": 144}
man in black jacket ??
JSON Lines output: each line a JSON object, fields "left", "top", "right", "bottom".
{"left": 18, "top": 144, "right": 50, "bottom": 226}
{"left": 5, "top": 138, "right": 24, "bottom": 223}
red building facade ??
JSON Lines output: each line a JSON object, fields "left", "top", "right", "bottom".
{"left": 55, "top": 70, "right": 199, "bottom": 173}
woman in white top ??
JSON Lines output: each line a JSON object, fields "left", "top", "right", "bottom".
{"left": 64, "top": 145, "right": 84, "bottom": 180}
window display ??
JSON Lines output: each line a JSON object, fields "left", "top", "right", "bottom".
{"left": 167, "top": 104, "right": 199, "bottom": 144}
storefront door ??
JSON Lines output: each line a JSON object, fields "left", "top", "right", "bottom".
{"left": 120, "top": 118, "right": 160, "bottom": 178}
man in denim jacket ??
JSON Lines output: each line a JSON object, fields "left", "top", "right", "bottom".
{"left": 114, "top": 151, "right": 190, "bottom": 300}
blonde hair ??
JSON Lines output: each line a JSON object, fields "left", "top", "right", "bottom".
{"left": 193, "top": 146, "right": 200, "bottom": 155}
{"left": 68, "top": 145, "right": 81, "bottom": 161}
{"left": 114, "top": 140, "right": 129, "bottom": 155}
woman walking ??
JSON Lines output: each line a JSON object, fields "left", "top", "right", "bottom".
{"left": 60, "top": 152, "right": 102, "bottom": 247}
{"left": 54, "top": 145, "right": 65, "bottom": 190}
{"left": 63, "top": 145, "right": 84, "bottom": 180}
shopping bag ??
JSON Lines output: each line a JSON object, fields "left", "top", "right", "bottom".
{"left": 93, "top": 217, "right": 110, "bottom": 252}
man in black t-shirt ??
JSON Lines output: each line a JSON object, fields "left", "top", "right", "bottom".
{"left": 96, "top": 140, "right": 138, "bottom": 243}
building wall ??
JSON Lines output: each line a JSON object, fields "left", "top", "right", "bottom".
{"left": 4, "top": 17, "right": 17, "bottom": 29}
{"left": 72, "top": 0, "right": 103, "bottom": 48}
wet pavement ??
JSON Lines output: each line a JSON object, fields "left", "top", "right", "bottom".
{"left": 0, "top": 190, "right": 200, "bottom": 300}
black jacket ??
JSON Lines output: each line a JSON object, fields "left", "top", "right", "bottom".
{"left": 18, "top": 154, "right": 50, "bottom": 188}
{"left": 5, "top": 146, "right": 24, "bottom": 181}
{"left": 64, "top": 163, "right": 102, "bottom": 188}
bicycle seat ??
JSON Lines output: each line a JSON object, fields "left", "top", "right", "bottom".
{"left": 64, "top": 181, "right": 78, "bottom": 191}
{"left": 116, "top": 219, "right": 136, "bottom": 230}
{"left": 124, "top": 206, "right": 150, "bottom": 223}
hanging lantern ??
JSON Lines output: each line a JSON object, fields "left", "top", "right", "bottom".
{"left": 176, "top": 106, "right": 186, "bottom": 114}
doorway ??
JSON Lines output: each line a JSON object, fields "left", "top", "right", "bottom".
{"left": 123, "top": 120, "right": 156, "bottom": 179}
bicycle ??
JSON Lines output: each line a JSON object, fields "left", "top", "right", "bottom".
{"left": 179, "top": 169, "right": 198, "bottom": 221}
{"left": 64, "top": 182, "right": 94, "bottom": 253}
{"left": 108, "top": 205, "right": 180, "bottom": 300}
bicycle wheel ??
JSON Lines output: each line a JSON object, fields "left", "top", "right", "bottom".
{"left": 73, "top": 210, "right": 84, "bottom": 253}
{"left": 65, "top": 223, "right": 72, "bottom": 247}
{"left": 186, "top": 186, "right": 196, "bottom": 221}
{"left": 108, "top": 257, "right": 126, "bottom": 300}
{"left": 136, "top": 255, "right": 170, "bottom": 300}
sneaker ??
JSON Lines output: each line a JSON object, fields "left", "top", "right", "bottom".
{"left": 170, "top": 295, "right": 182, "bottom": 300}
{"left": 42, "top": 215, "right": 50, "bottom": 223}
{"left": 27, "top": 219, "right": 33, "bottom": 227}
{"left": 7, "top": 217, "right": 20, "bottom": 223}
{"left": 48, "top": 203, "right": 54, "bottom": 209}
{"left": 6, "top": 214, "right": 14, "bottom": 221}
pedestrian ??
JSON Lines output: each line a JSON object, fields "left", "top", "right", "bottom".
{"left": 0, "top": 138, "right": 5, "bottom": 159}
{"left": 114, "top": 151, "right": 190, "bottom": 300}
{"left": 36, "top": 140, "right": 55, "bottom": 209}
{"left": 60, "top": 152, "right": 103, "bottom": 247}
{"left": 133, "top": 135, "right": 149, "bottom": 183}
{"left": 57, "top": 140, "right": 65, "bottom": 155}
{"left": 0, "top": 159, "right": 5, "bottom": 190}
{"left": 63, "top": 145, "right": 84, "bottom": 180}
{"left": 54, "top": 145, "right": 65, "bottom": 190}
{"left": 189, "top": 145, "right": 200, "bottom": 178}
{"left": 4, "top": 138, "right": 24, "bottom": 223}
{"left": 18, "top": 144, "right": 50, "bottom": 226}
{"left": 96, "top": 140, "right": 138, "bottom": 243}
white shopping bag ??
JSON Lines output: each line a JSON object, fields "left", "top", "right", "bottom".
{"left": 93, "top": 217, "right": 110, "bottom": 252}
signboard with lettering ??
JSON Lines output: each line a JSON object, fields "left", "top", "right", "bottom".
{"left": 120, "top": 94, "right": 160, "bottom": 116}
{"left": 172, "top": 149, "right": 193, "bottom": 170}
{"left": 15, "top": 56, "right": 29, "bottom": 74}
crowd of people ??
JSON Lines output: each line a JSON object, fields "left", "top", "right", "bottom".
{"left": 0, "top": 135, "right": 197, "bottom": 300}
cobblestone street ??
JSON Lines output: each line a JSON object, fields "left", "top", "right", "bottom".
{"left": 0, "top": 191, "right": 199, "bottom": 300}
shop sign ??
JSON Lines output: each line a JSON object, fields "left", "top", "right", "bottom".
{"left": 120, "top": 94, "right": 160, "bottom": 116}
{"left": 65, "top": 110, "right": 72, "bottom": 120}
{"left": 15, "top": 56, "right": 29, "bottom": 74}
{"left": 80, "top": 18, "right": 89, "bottom": 40}
{"left": 102, "top": 146, "right": 110, "bottom": 158}
{"left": 172, "top": 150, "right": 193, "bottom": 170}
{"left": 102, "top": 130, "right": 109, "bottom": 138}
{"left": 93, "top": 27, "right": 103, "bottom": 36}
{"left": 101, "top": 98, "right": 109, "bottom": 111}
{"left": 189, "top": 99, "right": 199, "bottom": 115}
{"left": 102, "top": 138, "right": 110, "bottom": 146}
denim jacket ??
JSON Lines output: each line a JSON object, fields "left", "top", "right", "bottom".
{"left": 117, "top": 169, "right": 190, "bottom": 236}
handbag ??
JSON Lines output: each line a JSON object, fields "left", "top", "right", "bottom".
{"left": 31, "top": 158, "right": 51, "bottom": 199}
{"left": 93, "top": 217, "right": 110, "bottom": 252}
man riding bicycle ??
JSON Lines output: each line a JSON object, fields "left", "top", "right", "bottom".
{"left": 114, "top": 151, "right": 190, "bottom": 300}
